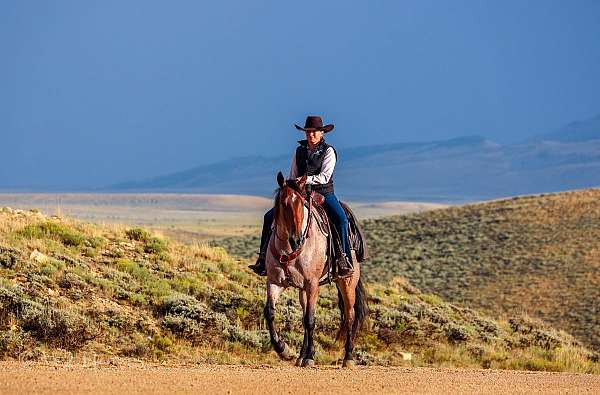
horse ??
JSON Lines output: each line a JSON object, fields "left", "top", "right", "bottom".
{"left": 263, "top": 171, "right": 368, "bottom": 367}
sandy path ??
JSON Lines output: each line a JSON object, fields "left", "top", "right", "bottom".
{"left": 1, "top": 363, "right": 599, "bottom": 394}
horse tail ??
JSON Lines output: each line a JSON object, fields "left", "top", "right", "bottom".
{"left": 336, "top": 278, "right": 369, "bottom": 341}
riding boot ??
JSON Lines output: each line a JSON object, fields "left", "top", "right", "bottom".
{"left": 249, "top": 209, "right": 274, "bottom": 276}
{"left": 335, "top": 253, "right": 354, "bottom": 279}
{"left": 248, "top": 251, "right": 267, "bottom": 276}
{"left": 248, "top": 229, "right": 270, "bottom": 276}
{"left": 332, "top": 235, "right": 354, "bottom": 279}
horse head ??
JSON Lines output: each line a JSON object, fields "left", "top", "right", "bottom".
{"left": 275, "top": 171, "right": 307, "bottom": 250}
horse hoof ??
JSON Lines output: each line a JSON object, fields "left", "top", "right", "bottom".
{"left": 277, "top": 343, "right": 295, "bottom": 361}
{"left": 342, "top": 359, "right": 356, "bottom": 369}
{"left": 301, "top": 358, "right": 315, "bottom": 367}
{"left": 295, "top": 357, "right": 303, "bottom": 367}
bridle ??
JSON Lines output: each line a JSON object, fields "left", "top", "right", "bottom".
{"left": 269, "top": 185, "right": 314, "bottom": 272}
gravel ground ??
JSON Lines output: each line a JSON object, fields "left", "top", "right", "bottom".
{"left": 0, "top": 362, "right": 599, "bottom": 394}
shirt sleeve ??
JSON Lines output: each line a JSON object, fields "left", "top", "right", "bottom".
{"left": 306, "top": 147, "right": 336, "bottom": 185}
{"left": 288, "top": 152, "right": 298, "bottom": 179}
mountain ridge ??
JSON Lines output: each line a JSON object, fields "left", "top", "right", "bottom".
{"left": 527, "top": 113, "right": 600, "bottom": 143}
{"left": 111, "top": 133, "right": 600, "bottom": 201}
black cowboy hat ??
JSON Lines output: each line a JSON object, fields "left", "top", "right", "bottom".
{"left": 294, "top": 116, "right": 334, "bottom": 133}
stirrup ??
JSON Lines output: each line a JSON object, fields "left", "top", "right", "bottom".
{"left": 334, "top": 268, "right": 354, "bottom": 280}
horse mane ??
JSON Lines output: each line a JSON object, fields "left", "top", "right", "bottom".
{"left": 273, "top": 188, "right": 281, "bottom": 225}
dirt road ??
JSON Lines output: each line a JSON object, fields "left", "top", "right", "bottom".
{"left": 1, "top": 362, "right": 598, "bottom": 394}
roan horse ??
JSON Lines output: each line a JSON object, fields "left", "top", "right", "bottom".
{"left": 263, "top": 171, "right": 368, "bottom": 367}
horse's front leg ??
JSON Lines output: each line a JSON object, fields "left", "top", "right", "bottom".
{"left": 299, "top": 280, "right": 319, "bottom": 367}
{"left": 264, "top": 280, "right": 294, "bottom": 360}
{"left": 295, "top": 289, "right": 308, "bottom": 367}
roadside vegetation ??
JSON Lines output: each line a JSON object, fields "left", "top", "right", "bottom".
{"left": 0, "top": 207, "right": 598, "bottom": 373}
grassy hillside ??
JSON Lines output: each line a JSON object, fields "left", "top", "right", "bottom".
{"left": 361, "top": 188, "right": 600, "bottom": 352}
{"left": 0, "top": 208, "right": 598, "bottom": 373}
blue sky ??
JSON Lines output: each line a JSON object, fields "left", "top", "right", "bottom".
{"left": 1, "top": 1, "right": 599, "bottom": 188}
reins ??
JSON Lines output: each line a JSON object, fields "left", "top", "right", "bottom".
{"left": 270, "top": 186, "right": 314, "bottom": 274}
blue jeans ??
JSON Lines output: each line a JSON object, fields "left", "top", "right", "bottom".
{"left": 259, "top": 192, "right": 352, "bottom": 263}
{"left": 322, "top": 192, "right": 353, "bottom": 264}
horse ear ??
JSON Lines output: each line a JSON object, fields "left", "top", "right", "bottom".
{"left": 296, "top": 175, "right": 307, "bottom": 190}
{"left": 277, "top": 171, "right": 285, "bottom": 187}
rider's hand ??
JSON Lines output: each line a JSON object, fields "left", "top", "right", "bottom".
{"left": 305, "top": 183, "right": 313, "bottom": 195}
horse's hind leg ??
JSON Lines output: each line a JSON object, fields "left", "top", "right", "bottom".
{"left": 264, "top": 280, "right": 294, "bottom": 360}
{"left": 299, "top": 280, "right": 319, "bottom": 367}
{"left": 338, "top": 275, "right": 359, "bottom": 368}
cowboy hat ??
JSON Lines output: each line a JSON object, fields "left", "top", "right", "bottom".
{"left": 294, "top": 116, "right": 334, "bottom": 133}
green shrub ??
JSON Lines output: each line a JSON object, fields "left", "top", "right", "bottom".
{"left": 119, "top": 334, "right": 151, "bottom": 358}
{"left": 87, "top": 236, "right": 106, "bottom": 248}
{"left": 125, "top": 227, "right": 151, "bottom": 242}
{"left": 509, "top": 317, "right": 564, "bottom": 350}
{"left": 17, "top": 221, "right": 86, "bottom": 247}
{"left": 102, "top": 309, "right": 134, "bottom": 331}
{"left": 161, "top": 294, "right": 231, "bottom": 342}
{"left": 20, "top": 300, "right": 96, "bottom": 350}
{"left": 162, "top": 315, "right": 202, "bottom": 340}
{"left": 228, "top": 327, "right": 267, "bottom": 349}
{"left": 0, "top": 285, "right": 24, "bottom": 327}
{"left": 420, "top": 294, "right": 443, "bottom": 306}
{"left": 0, "top": 245, "right": 21, "bottom": 268}
{"left": 116, "top": 259, "right": 150, "bottom": 280}
{"left": 161, "top": 294, "right": 203, "bottom": 318}
{"left": 170, "top": 275, "right": 210, "bottom": 299}
{"left": 151, "top": 335, "right": 173, "bottom": 353}
{"left": 0, "top": 331, "right": 34, "bottom": 358}
{"left": 81, "top": 247, "right": 97, "bottom": 258}
{"left": 145, "top": 237, "right": 168, "bottom": 255}
{"left": 444, "top": 324, "right": 470, "bottom": 343}
{"left": 128, "top": 292, "right": 148, "bottom": 306}
{"left": 40, "top": 262, "right": 58, "bottom": 277}
{"left": 217, "top": 259, "right": 235, "bottom": 273}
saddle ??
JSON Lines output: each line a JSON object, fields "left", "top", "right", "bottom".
{"left": 309, "top": 194, "right": 369, "bottom": 284}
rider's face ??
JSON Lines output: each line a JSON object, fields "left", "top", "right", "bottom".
{"left": 305, "top": 130, "right": 324, "bottom": 147}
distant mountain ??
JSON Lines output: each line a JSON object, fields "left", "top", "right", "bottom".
{"left": 112, "top": 132, "right": 600, "bottom": 202}
{"left": 531, "top": 113, "right": 600, "bottom": 143}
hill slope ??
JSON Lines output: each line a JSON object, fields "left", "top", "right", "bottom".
{"left": 361, "top": 188, "right": 600, "bottom": 351}
{"left": 0, "top": 208, "right": 598, "bottom": 372}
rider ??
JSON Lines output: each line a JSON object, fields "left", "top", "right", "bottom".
{"left": 249, "top": 115, "right": 354, "bottom": 278}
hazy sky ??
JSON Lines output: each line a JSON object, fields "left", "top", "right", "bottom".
{"left": 2, "top": 1, "right": 600, "bottom": 188}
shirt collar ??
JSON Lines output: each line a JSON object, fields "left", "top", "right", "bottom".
{"left": 298, "top": 138, "right": 326, "bottom": 152}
